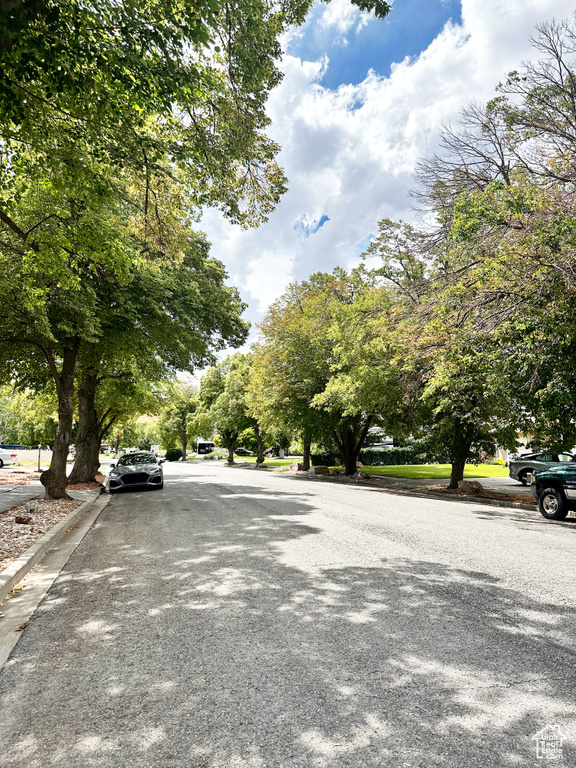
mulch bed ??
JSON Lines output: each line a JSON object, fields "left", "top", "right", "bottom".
{"left": 67, "top": 474, "right": 105, "bottom": 491}
{"left": 0, "top": 470, "right": 42, "bottom": 486}
{"left": 0, "top": 470, "right": 104, "bottom": 490}
{"left": 0, "top": 473, "right": 105, "bottom": 575}
{"left": 0, "top": 497, "right": 83, "bottom": 575}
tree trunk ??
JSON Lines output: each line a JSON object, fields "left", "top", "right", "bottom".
{"left": 181, "top": 434, "right": 187, "bottom": 462}
{"left": 255, "top": 425, "right": 265, "bottom": 465}
{"left": 336, "top": 417, "right": 372, "bottom": 476}
{"left": 227, "top": 444, "right": 235, "bottom": 465}
{"left": 68, "top": 374, "right": 101, "bottom": 485}
{"left": 302, "top": 434, "right": 311, "bottom": 472}
{"left": 341, "top": 428, "right": 358, "bottom": 476}
{"left": 448, "top": 420, "right": 472, "bottom": 490}
{"left": 40, "top": 345, "right": 79, "bottom": 499}
{"left": 449, "top": 457, "right": 467, "bottom": 490}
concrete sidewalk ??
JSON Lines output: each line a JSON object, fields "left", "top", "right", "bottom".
{"left": 0, "top": 482, "right": 102, "bottom": 514}
{"left": 0, "top": 482, "right": 44, "bottom": 513}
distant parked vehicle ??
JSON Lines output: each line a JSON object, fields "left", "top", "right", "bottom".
{"left": 0, "top": 448, "right": 18, "bottom": 468}
{"left": 0, "top": 444, "right": 25, "bottom": 450}
{"left": 235, "top": 448, "right": 254, "bottom": 456}
{"left": 509, "top": 451, "right": 575, "bottom": 485}
{"left": 197, "top": 441, "right": 216, "bottom": 455}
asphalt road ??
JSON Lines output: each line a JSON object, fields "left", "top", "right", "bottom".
{"left": 0, "top": 463, "right": 575, "bottom": 768}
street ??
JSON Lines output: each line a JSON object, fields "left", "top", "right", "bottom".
{"left": 0, "top": 462, "right": 575, "bottom": 767}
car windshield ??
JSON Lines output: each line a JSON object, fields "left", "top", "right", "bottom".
{"left": 117, "top": 454, "right": 156, "bottom": 466}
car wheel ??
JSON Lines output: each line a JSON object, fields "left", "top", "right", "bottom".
{"left": 519, "top": 469, "right": 534, "bottom": 485}
{"left": 0, "top": 458, "right": 3, "bottom": 468}
{"left": 538, "top": 487, "right": 568, "bottom": 520}
{"left": 156, "top": 481, "right": 164, "bottom": 490}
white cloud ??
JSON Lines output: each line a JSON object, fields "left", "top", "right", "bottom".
{"left": 202, "top": 0, "right": 576, "bottom": 334}
{"left": 318, "top": 0, "right": 364, "bottom": 35}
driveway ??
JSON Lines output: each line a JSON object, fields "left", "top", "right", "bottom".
{"left": 0, "top": 462, "right": 574, "bottom": 767}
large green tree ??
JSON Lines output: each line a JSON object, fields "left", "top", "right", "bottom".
{"left": 249, "top": 269, "right": 413, "bottom": 474}
{"left": 67, "top": 232, "right": 248, "bottom": 485}
{"left": 0, "top": 0, "right": 391, "bottom": 245}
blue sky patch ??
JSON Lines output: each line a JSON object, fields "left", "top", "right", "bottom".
{"left": 294, "top": 213, "right": 331, "bottom": 238}
{"left": 288, "top": 0, "right": 462, "bottom": 90}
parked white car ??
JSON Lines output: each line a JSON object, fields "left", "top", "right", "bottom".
{"left": 0, "top": 448, "right": 18, "bottom": 468}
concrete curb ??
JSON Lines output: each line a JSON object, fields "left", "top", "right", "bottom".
{"left": 0, "top": 490, "right": 103, "bottom": 603}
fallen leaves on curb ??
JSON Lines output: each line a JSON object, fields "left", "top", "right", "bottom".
{"left": 15, "top": 620, "right": 33, "bottom": 631}
{"left": 0, "top": 498, "right": 83, "bottom": 573}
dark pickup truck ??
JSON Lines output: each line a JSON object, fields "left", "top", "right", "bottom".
{"left": 531, "top": 464, "right": 576, "bottom": 520}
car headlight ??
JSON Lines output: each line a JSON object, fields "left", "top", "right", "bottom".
{"left": 110, "top": 471, "right": 120, "bottom": 478}
{"left": 149, "top": 467, "right": 161, "bottom": 474}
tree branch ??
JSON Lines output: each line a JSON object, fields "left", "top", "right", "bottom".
{"left": 0, "top": 208, "right": 39, "bottom": 251}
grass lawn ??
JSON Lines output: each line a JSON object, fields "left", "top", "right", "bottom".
{"left": 353, "top": 464, "right": 509, "bottom": 479}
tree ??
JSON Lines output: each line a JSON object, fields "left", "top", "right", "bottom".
{"left": 0, "top": 193, "right": 248, "bottom": 495}
{"left": 194, "top": 353, "right": 261, "bottom": 465}
{"left": 68, "top": 375, "right": 160, "bottom": 484}
{"left": 0, "top": 0, "right": 392, "bottom": 494}
{"left": 398, "top": 16, "right": 576, "bottom": 482}
{"left": 159, "top": 380, "right": 198, "bottom": 460}
{"left": 356, "top": 213, "right": 530, "bottom": 486}
{"left": 0, "top": 384, "right": 58, "bottom": 446}
{"left": 247, "top": 281, "right": 337, "bottom": 471}
{"left": 0, "top": 0, "right": 391, "bottom": 248}
{"left": 67, "top": 231, "right": 248, "bottom": 484}
{"left": 249, "top": 269, "right": 414, "bottom": 474}
{"left": 416, "top": 346, "right": 520, "bottom": 487}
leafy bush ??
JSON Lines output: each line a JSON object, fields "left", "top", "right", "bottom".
{"left": 359, "top": 447, "right": 427, "bottom": 466}
{"left": 165, "top": 448, "right": 183, "bottom": 462}
{"left": 311, "top": 451, "right": 341, "bottom": 467}
{"left": 311, "top": 445, "right": 447, "bottom": 467}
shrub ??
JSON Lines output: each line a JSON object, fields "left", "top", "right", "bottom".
{"left": 311, "top": 451, "right": 341, "bottom": 467}
{"left": 311, "top": 445, "right": 447, "bottom": 467}
{"left": 359, "top": 447, "right": 427, "bottom": 466}
{"left": 165, "top": 448, "right": 183, "bottom": 462}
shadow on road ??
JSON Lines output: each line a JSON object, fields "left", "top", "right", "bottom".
{"left": 0, "top": 469, "right": 574, "bottom": 767}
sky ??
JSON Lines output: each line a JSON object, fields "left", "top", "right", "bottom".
{"left": 200, "top": 0, "right": 576, "bottom": 337}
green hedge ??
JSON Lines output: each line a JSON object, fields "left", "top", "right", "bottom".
{"left": 165, "top": 448, "right": 183, "bottom": 462}
{"left": 359, "top": 447, "right": 429, "bottom": 466}
{"left": 310, "top": 451, "right": 341, "bottom": 466}
{"left": 311, "top": 446, "right": 443, "bottom": 467}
